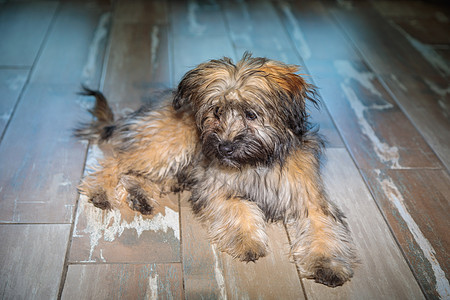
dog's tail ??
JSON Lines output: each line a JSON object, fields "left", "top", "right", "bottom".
{"left": 74, "top": 86, "right": 115, "bottom": 143}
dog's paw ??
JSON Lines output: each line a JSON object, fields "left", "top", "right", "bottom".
{"left": 90, "top": 191, "right": 112, "bottom": 210}
{"left": 126, "top": 186, "right": 154, "bottom": 215}
{"left": 224, "top": 237, "right": 268, "bottom": 263}
{"left": 310, "top": 257, "right": 354, "bottom": 287}
{"left": 239, "top": 246, "right": 267, "bottom": 263}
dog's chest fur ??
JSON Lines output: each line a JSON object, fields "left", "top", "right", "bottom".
{"left": 191, "top": 161, "right": 294, "bottom": 221}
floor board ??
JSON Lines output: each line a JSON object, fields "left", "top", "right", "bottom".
{"left": 62, "top": 263, "right": 183, "bottom": 299}
{"left": 0, "top": 1, "right": 57, "bottom": 67}
{"left": 0, "top": 224, "right": 70, "bottom": 299}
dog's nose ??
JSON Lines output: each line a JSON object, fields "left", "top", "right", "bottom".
{"left": 218, "top": 142, "right": 234, "bottom": 157}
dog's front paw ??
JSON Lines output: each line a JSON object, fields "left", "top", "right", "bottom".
{"left": 310, "top": 257, "right": 354, "bottom": 287}
{"left": 219, "top": 234, "right": 269, "bottom": 263}
{"left": 238, "top": 244, "right": 267, "bottom": 263}
{"left": 90, "top": 190, "right": 112, "bottom": 210}
{"left": 126, "top": 186, "right": 154, "bottom": 215}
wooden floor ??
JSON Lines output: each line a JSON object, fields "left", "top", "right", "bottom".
{"left": 0, "top": 0, "right": 448, "bottom": 299}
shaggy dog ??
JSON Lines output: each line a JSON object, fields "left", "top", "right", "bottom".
{"left": 75, "top": 53, "right": 357, "bottom": 287}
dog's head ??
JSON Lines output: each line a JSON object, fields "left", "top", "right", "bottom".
{"left": 173, "top": 53, "right": 318, "bottom": 168}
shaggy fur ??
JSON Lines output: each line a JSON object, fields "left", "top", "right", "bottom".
{"left": 75, "top": 53, "right": 358, "bottom": 287}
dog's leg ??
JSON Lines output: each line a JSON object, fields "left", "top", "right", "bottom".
{"left": 117, "top": 173, "right": 160, "bottom": 215}
{"left": 192, "top": 193, "right": 269, "bottom": 262}
{"left": 78, "top": 158, "right": 120, "bottom": 210}
{"left": 285, "top": 147, "right": 358, "bottom": 287}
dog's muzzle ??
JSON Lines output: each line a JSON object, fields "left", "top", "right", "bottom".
{"left": 218, "top": 141, "right": 235, "bottom": 157}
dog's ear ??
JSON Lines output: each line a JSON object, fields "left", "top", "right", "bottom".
{"left": 173, "top": 70, "right": 197, "bottom": 110}
{"left": 259, "top": 62, "right": 319, "bottom": 137}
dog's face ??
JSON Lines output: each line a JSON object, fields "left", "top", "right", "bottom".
{"left": 174, "top": 54, "right": 317, "bottom": 168}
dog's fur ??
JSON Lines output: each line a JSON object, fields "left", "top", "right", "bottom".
{"left": 75, "top": 53, "right": 358, "bottom": 287}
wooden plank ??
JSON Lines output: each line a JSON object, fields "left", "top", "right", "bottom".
{"left": 114, "top": 0, "right": 168, "bottom": 24}
{"left": 69, "top": 145, "right": 181, "bottom": 263}
{"left": 30, "top": 1, "right": 111, "bottom": 86}
{"left": 363, "top": 168, "right": 450, "bottom": 300}
{"left": 0, "top": 1, "right": 110, "bottom": 223}
{"left": 61, "top": 263, "right": 183, "bottom": 299}
{"left": 0, "top": 69, "right": 28, "bottom": 135}
{"left": 171, "top": 0, "right": 228, "bottom": 38}
{"left": 180, "top": 192, "right": 224, "bottom": 299}
{"left": 102, "top": 23, "right": 171, "bottom": 111}
{"left": 390, "top": 18, "right": 450, "bottom": 46}
{"left": 0, "top": 85, "right": 88, "bottom": 223}
{"left": 307, "top": 60, "right": 442, "bottom": 170}
{"left": 102, "top": 0, "right": 171, "bottom": 112}
{"left": 170, "top": 1, "right": 235, "bottom": 83}
{"left": 0, "top": 224, "right": 70, "bottom": 299}
{"left": 382, "top": 73, "right": 450, "bottom": 170}
{"left": 371, "top": 1, "right": 450, "bottom": 20}
{"left": 0, "top": 1, "right": 58, "bottom": 66}
{"left": 276, "top": 1, "right": 360, "bottom": 62}
{"left": 300, "top": 149, "right": 424, "bottom": 299}
{"left": 222, "top": 0, "right": 292, "bottom": 51}
{"left": 330, "top": 2, "right": 445, "bottom": 78}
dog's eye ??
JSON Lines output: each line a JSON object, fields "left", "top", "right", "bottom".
{"left": 245, "top": 110, "right": 257, "bottom": 120}
{"left": 214, "top": 106, "right": 221, "bottom": 119}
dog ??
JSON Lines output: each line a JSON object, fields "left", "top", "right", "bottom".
{"left": 75, "top": 53, "right": 358, "bottom": 287}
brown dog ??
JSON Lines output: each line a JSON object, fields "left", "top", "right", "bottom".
{"left": 75, "top": 53, "right": 357, "bottom": 287}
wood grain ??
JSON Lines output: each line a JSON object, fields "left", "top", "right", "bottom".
{"left": 382, "top": 73, "right": 450, "bottom": 170}
{"left": 30, "top": 1, "right": 110, "bottom": 86}
{"left": 180, "top": 192, "right": 224, "bottom": 299}
{"left": 223, "top": 0, "right": 292, "bottom": 51}
{"left": 102, "top": 0, "right": 171, "bottom": 112}
{"left": 307, "top": 60, "right": 442, "bottom": 170}
{"left": 0, "top": 1, "right": 57, "bottom": 66}
{"left": 276, "top": 1, "right": 360, "bottom": 62}
{"left": 0, "top": 69, "right": 28, "bottom": 135}
{"left": 0, "top": 85, "right": 88, "bottom": 223}
{"left": 170, "top": 0, "right": 235, "bottom": 84}
{"left": 0, "top": 224, "right": 70, "bottom": 299}
{"left": 62, "top": 263, "right": 183, "bottom": 299}
{"left": 363, "top": 168, "right": 450, "bottom": 299}
{"left": 300, "top": 149, "right": 424, "bottom": 299}
{"left": 330, "top": 2, "right": 445, "bottom": 78}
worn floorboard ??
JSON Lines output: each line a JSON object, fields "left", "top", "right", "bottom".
{"left": 0, "top": 224, "right": 70, "bottom": 299}
{"left": 330, "top": 1, "right": 450, "bottom": 171}
{"left": 0, "top": 1, "right": 57, "bottom": 67}
{"left": 0, "top": 69, "right": 28, "bottom": 136}
{"left": 102, "top": 0, "right": 171, "bottom": 112}
{"left": 62, "top": 263, "right": 183, "bottom": 299}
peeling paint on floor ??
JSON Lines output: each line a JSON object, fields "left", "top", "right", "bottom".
{"left": 340, "top": 83, "right": 404, "bottom": 168}
{"left": 188, "top": 1, "right": 206, "bottom": 36}
{"left": 376, "top": 170, "right": 450, "bottom": 299}
{"left": 211, "top": 245, "right": 227, "bottom": 300}
{"left": 74, "top": 195, "right": 180, "bottom": 262}
{"left": 146, "top": 273, "right": 159, "bottom": 300}
{"left": 82, "top": 12, "right": 111, "bottom": 85}
{"left": 391, "top": 21, "right": 450, "bottom": 77}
